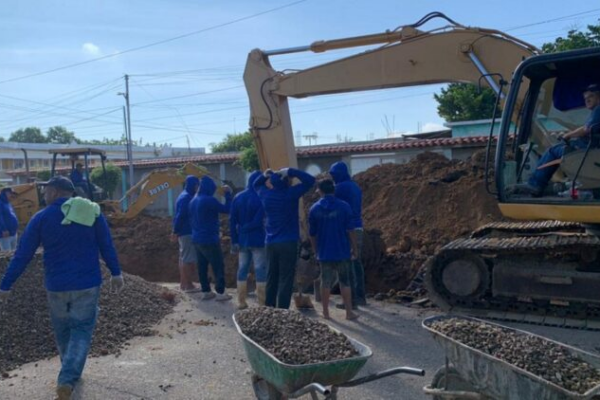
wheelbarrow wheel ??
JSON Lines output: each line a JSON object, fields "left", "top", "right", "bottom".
{"left": 252, "top": 374, "right": 284, "bottom": 400}
{"left": 430, "top": 365, "right": 477, "bottom": 400}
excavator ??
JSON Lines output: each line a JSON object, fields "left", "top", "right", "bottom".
{"left": 243, "top": 12, "right": 600, "bottom": 327}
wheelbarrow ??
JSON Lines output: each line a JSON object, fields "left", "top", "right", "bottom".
{"left": 233, "top": 314, "right": 425, "bottom": 399}
{"left": 422, "top": 315, "right": 600, "bottom": 399}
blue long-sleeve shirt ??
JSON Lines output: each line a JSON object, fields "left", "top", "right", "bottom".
{"left": 329, "top": 162, "right": 363, "bottom": 229}
{"left": 70, "top": 169, "right": 85, "bottom": 184}
{"left": 0, "top": 197, "right": 121, "bottom": 292}
{"left": 309, "top": 195, "right": 353, "bottom": 262}
{"left": 230, "top": 171, "right": 265, "bottom": 248}
{"left": 254, "top": 168, "right": 315, "bottom": 244}
{"left": 0, "top": 191, "right": 18, "bottom": 236}
{"left": 190, "top": 176, "right": 232, "bottom": 245}
{"left": 172, "top": 176, "right": 199, "bottom": 236}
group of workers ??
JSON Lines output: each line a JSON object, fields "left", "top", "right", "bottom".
{"left": 171, "top": 161, "right": 366, "bottom": 320}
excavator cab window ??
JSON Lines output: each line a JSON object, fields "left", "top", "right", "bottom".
{"left": 498, "top": 48, "right": 600, "bottom": 204}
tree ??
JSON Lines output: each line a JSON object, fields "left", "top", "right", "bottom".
{"left": 541, "top": 24, "right": 600, "bottom": 53}
{"left": 434, "top": 83, "right": 500, "bottom": 122}
{"left": 47, "top": 126, "right": 78, "bottom": 144}
{"left": 210, "top": 132, "right": 254, "bottom": 153}
{"left": 0, "top": 137, "right": 5, "bottom": 142}
{"left": 9, "top": 127, "right": 48, "bottom": 143}
{"left": 237, "top": 147, "right": 260, "bottom": 171}
{"left": 90, "top": 163, "right": 121, "bottom": 198}
{"left": 36, "top": 170, "right": 52, "bottom": 181}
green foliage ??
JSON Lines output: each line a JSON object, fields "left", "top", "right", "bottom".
{"left": 36, "top": 170, "right": 51, "bottom": 181}
{"left": 90, "top": 163, "right": 121, "bottom": 198}
{"left": 0, "top": 137, "right": 5, "bottom": 142}
{"left": 237, "top": 147, "right": 260, "bottom": 172}
{"left": 210, "top": 131, "right": 254, "bottom": 153}
{"left": 434, "top": 83, "right": 500, "bottom": 122}
{"left": 46, "top": 126, "right": 78, "bottom": 144}
{"left": 541, "top": 24, "right": 600, "bottom": 53}
{"left": 9, "top": 127, "right": 48, "bottom": 143}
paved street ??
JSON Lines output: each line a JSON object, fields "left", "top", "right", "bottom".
{"left": 0, "top": 289, "right": 598, "bottom": 399}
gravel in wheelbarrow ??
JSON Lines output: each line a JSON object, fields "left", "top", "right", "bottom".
{"left": 426, "top": 317, "right": 600, "bottom": 394}
{"left": 236, "top": 307, "right": 358, "bottom": 365}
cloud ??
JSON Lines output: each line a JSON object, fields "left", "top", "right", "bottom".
{"left": 82, "top": 42, "right": 101, "bottom": 56}
{"left": 421, "top": 122, "right": 446, "bottom": 132}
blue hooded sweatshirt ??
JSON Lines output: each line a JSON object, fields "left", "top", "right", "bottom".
{"left": 190, "top": 176, "right": 232, "bottom": 245}
{"left": 253, "top": 168, "right": 315, "bottom": 244}
{"left": 309, "top": 195, "right": 353, "bottom": 262}
{"left": 0, "top": 190, "right": 18, "bottom": 236}
{"left": 0, "top": 197, "right": 121, "bottom": 292}
{"left": 329, "top": 162, "right": 363, "bottom": 229}
{"left": 172, "top": 175, "right": 199, "bottom": 236}
{"left": 230, "top": 171, "right": 265, "bottom": 248}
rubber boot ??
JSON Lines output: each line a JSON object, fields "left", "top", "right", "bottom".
{"left": 237, "top": 281, "right": 248, "bottom": 310}
{"left": 256, "top": 282, "right": 266, "bottom": 306}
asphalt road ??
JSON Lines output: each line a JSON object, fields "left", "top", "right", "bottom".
{"left": 0, "top": 289, "right": 598, "bottom": 400}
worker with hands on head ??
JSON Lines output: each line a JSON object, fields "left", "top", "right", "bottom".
{"left": 512, "top": 83, "right": 600, "bottom": 196}
{"left": 230, "top": 171, "right": 267, "bottom": 309}
{"left": 190, "top": 176, "right": 233, "bottom": 301}
{"left": 0, "top": 176, "right": 123, "bottom": 400}
{"left": 171, "top": 175, "right": 201, "bottom": 293}
{"left": 329, "top": 161, "right": 366, "bottom": 309}
{"left": 253, "top": 167, "right": 315, "bottom": 309}
{"left": 309, "top": 179, "right": 359, "bottom": 321}
{"left": 0, "top": 187, "right": 19, "bottom": 251}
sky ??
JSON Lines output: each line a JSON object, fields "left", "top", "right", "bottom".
{"left": 1, "top": 0, "right": 599, "bottom": 151}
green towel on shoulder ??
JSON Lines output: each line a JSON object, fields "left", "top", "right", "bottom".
{"left": 61, "top": 197, "right": 101, "bottom": 227}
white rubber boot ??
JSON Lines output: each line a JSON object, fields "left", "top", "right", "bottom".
{"left": 237, "top": 281, "right": 248, "bottom": 310}
{"left": 256, "top": 282, "right": 266, "bottom": 306}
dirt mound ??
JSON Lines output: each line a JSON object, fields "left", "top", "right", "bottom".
{"left": 0, "top": 255, "right": 175, "bottom": 375}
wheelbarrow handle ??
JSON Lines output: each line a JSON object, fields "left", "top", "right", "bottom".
{"left": 288, "top": 382, "right": 330, "bottom": 398}
{"left": 339, "top": 366, "right": 425, "bottom": 388}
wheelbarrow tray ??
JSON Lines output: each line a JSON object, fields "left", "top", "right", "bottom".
{"left": 423, "top": 315, "right": 600, "bottom": 399}
{"left": 233, "top": 314, "right": 372, "bottom": 395}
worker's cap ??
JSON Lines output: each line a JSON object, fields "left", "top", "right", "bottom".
{"left": 584, "top": 84, "right": 600, "bottom": 94}
{"left": 43, "top": 176, "right": 75, "bottom": 192}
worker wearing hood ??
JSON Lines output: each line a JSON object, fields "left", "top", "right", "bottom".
{"left": 253, "top": 167, "right": 315, "bottom": 309}
{"left": 0, "top": 188, "right": 18, "bottom": 251}
{"left": 329, "top": 161, "right": 366, "bottom": 308}
{"left": 172, "top": 175, "right": 200, "bottom": 293}
{"left": 230, "top": 171, "right": 267, "bottom": 308}
{"left": 190, "top": 176, "right": 232, "bottom": 301}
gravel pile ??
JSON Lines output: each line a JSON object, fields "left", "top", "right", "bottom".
{"left": 236, "top": 308, "right": 358, "bottom": 365}
{"left": 427, "top": 318, "right": 600, "bottom": 394}
{"left": 0, "top": 255, "right": 176, "bottom": 376}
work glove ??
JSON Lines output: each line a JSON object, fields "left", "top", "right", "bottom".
{"left": 263, "top": 169, "right": 274, "bottom": 178}
{"left": 110, "top": 275, "right": 125, "bottom": 294}
{"left": 0, "top": 290, "right": 10, "bottom": 303}
{"left": 278, "top": 168, "right": 290, "bottom": 178}
{"left": 230, "top": 244, "right": 240, "bottom": 254}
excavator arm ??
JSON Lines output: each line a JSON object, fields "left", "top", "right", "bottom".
{"left": 244, "top": 12, "right": 538, "bottom": 170}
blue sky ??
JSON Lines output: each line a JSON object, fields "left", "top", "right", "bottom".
{"left": 1, "top": 0, "right": 599, "bottom": 150}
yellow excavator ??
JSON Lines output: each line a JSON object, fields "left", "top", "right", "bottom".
{"left": 244, "top": 12, "right": 600, "bottom": 327}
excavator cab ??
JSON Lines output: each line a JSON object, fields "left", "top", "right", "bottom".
{"left": 495, "top": 47, "right": 600, "bottom": 223}
{"left": 48, "top": 148, "right": 109, "bottom": 202}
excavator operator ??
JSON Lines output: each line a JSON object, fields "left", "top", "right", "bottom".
{"left": 511, "top": 84, "right": 600, "bottom": 197}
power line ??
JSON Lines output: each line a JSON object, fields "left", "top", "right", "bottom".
{"left": 0, "top": 0, "right": 309, "bottom": 85}
{"left": 505, "top": 8, "right": 600, "bottom": 31}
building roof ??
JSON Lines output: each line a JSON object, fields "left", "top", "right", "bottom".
{"left": 6, "top": 135, "right": 492, "bottom": 176}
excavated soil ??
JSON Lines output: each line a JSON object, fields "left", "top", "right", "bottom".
{"left": 0, "top": 255, "right": 175, "bottom": 376}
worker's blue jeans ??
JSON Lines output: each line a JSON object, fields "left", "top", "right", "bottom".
{"left": 47, "top": 286, "right": 100, "bottom": 388}
{"left": 528, "top": 139, "right": 589, "bottom": 189}
{"left": 194, "top": 244, "right": 226, "bottom": 294}
{"left": 265, "top": 241, "right": 298, "bottom": 309}
{"left": 237, "top": 247, "right": 268, "bottom": 283}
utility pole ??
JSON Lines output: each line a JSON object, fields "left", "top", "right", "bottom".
{"left": 118, "top": 75, "right": 134, "bottom": 189}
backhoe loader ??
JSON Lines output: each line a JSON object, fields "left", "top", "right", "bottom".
{"left": 243, "top": 12, "right": 600, "bottom": 327}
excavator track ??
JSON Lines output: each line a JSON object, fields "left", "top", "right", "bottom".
{"left": 470, "top": 220, "right": 585, "bottom": 238}
{"left": 425, "top": 230, "right": 600, "bottom": 330}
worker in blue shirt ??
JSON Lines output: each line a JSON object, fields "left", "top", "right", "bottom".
{"left": 70, "top": 163, "right": 90, "bottom": 196}
{"left": 0, "top": 176, "right": 123, "bottom": 400}
{"left": 309, "top": 179, "right": 359, "bottom": 320}
{"left": 329, "top": 161, "right": 366, "bottom": 308}
{"left": 190, "top": 176, "right": 232, "bottom": 301}
{"left": 171, "top": 175, "right": 201, "bottom": 293}
{"left": 0, "top": 187, "right": 19, "bottom": 251}
{"left": 254, "top": 167, "right": 315, "bottom": 309}
{"left": 230, "top": 171, "right": 267, "bottom": 309}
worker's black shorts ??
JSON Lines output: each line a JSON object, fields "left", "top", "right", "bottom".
{"left": 320, "top": 260, "right": 352, "bottom": 289}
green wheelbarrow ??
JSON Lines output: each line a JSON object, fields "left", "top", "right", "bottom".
{"left": 233, "top": 314, "right": 425, "bottom": 399}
